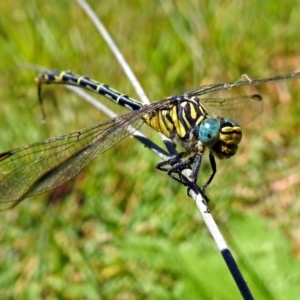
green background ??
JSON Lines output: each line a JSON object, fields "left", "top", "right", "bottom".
{"left": 0, "top": 1, "right": 300, "bottom": 299}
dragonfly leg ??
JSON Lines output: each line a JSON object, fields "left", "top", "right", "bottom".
{"left": 156, "top": 152, "right": 188, "bottom": 175}
{"left": 156, "top": 151, "right": 211, "bottom": 205}
{"left": 163, "top": 155, "right": 210, "bottom": 205}
{"left": 202, "top": 152, "right": 217, "bottom": 192}
{"left": 188, "top": 152, "right": 202, "bottom": 183}
{"left": 186, "top": 182, "right": 210, "bottom": 206}
{"left": 163, "top": 139, "right": 177, "bottom": 156}
{"left": 156, "top": 153, "right": 201, "bottom": 187}
{"left": 156, "top": 151, "right": 202, "bottom": 182}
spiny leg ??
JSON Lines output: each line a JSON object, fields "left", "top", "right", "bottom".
{"left": 156, "top": 152, "right": 210, "bottom": 205}
{"left": 202, "top": 151, "right": 217, "bottom": 192}
{"left": 156, "top": 150, "right": 217, "bottom": 205}
{"left": 163, "top": 139, "right": 177, "bottom": 156}
{"left": 156, "top": 152, "right": 202, "bottom": 187}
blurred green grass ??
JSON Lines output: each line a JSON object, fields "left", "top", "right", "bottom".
{"left": 1, "top": 1, "right": 300, "bottom": 299}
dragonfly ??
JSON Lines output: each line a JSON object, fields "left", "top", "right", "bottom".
{"left": 0, "top": 70, "right": 299, "bottom": 208}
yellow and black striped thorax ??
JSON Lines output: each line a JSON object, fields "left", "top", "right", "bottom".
{"left": 143, "top": 96, "right": 207, "bottom": 141}
{"left": 143, "top": 95, "right": 242, "bottom": 159}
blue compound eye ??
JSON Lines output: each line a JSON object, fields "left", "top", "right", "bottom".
{"left": 224, "top": 118, "right": 239, "bottom": 126}
{"left": 199, "top": 118, "right": 220, "bottom": 147}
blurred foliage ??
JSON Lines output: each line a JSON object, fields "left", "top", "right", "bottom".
{"left": 0, "top": 0, "right": 300, "bottom": 299}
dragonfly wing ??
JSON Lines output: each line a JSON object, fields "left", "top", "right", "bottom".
{"left": 0, "top": 108, "right": 148, "bottom": 206}
{"left": 200, "top": 94, "right": 263, "bottom": 125}
{"left": 186, "top": 71, "right": 300, "bottom": 97}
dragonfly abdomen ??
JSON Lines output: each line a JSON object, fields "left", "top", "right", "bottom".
{"left": 36, "top": 71, "right": 143, "bottom": 111}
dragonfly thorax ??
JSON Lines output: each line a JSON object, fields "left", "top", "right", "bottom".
{"left": 143, "top": 95, "right": 207, "bottom": 140}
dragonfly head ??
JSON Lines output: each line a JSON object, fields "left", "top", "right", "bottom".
{"left": 198, "top": 117, "right": 242, "bottom": 159}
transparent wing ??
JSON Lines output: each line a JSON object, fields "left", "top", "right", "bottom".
{"left": 186, "top": 71, "right": 300, "bottom": 97}
{"left": 200, "top": 94, "right": 263, "bottom": 125}
{"left": 184, "top": 71, "right": 300, "bottom": 124}
{"left": 0, "top": 103, "right": 162, "bottom": 207}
